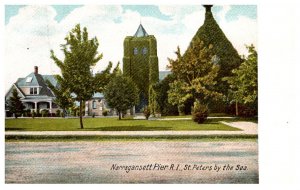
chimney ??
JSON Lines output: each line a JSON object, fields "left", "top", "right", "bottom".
{"left": 34, "top": 66, "right": 38, "bottom": 74}
{"left": 203, "top": 5, "right": 213, "bottom": 12}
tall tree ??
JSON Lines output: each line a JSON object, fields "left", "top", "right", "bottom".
{"left": 104, "top": 72, "right": 139, "bottom": 120}
{"left": 8, "top": 88, "right": 25, "bottom": 119}
{"left": 50, "top": 24, "right": 103, "bottom": 128}
{"left": 224, "top": 44, "right": 258, "bottom": 116}
{"left": 153, "top": 73, "right": 178, "bottom": 116}
{"left": 167, "top": 38, "right": 223, "bottom": 113}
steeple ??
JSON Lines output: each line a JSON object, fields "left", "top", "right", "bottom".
{"left": 203, "top": 5, "right": 213, "bottom": 12}
{"left": 134, "top": 24, "right": 148, "bottom": 37}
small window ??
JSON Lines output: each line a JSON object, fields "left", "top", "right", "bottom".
{"left": 133, "top": 48, "right": 138, "bottom": 55}
{"left": 30, "top": 87, "right": 38, "bottom": 95}
{"left": 26, "top": 77, "right": 33, "bottom": 83}
{"left": 142, "top": 47, "right": 148, "bottom": 55}
{"left": 92, "top": 101, "right": 97, "bottom": 109}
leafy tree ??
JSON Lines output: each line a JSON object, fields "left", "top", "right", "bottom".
{"left": 104, "top": 72, "right": 139, "bottom": 120}
{"left": 8, "top": 88, "right": 25, "bottom": 119}
{"left": 46, "top": 79, "right": 74, "bottom": 117}
{"left": 153, "top": 73, "right": 178, "bottom": 116}
{"left": 148, "top": 85, "right": 158, "bottom": 117}
{"left": 50, "top": 24, "right": 103, "bottom": 129}
{"left": 167, "top": 38, "right": 223, "bottom": 116}
{"left": 224, "top": 44, "right": 258, "bottom": 116}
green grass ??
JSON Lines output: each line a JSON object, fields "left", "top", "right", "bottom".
{"left": 5, "top": 134, "right": 258, "bottom": 142}
{"left": 5, "top": 117, "right": 240, "bottom": 131}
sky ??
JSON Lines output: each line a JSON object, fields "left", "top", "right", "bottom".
{"left": 4, "top": 5, "right": 257, "bottom": 92}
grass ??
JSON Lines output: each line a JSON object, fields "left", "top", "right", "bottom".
{"left": 5, "top": 117, "right": 241, "bottom": 131}
{"left": 5, "top": 134, "right": 258, "bottom": 142}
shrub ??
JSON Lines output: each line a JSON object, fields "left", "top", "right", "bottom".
{"left": 178, "top": 104, "right": 185, "bottom": 116}
{"left": 36, "top": 109, "right": 40, "bottom": 117}
{"left": 92, "top": 112, "right": 95, "bottom": 118}
{"left": 31, "top": 110, "right": 36, "bottom": 119}
{"left": 192, "top": 100, "right": 208, "bottom": 124}
{"left": 56, "top": 110, "right": 61, "bottom": 117}
{"left": 60, "top": 111, "right": 65, "bottom": 118}
{"left": 143, "top": 106, "right": 151, "bottom": 120}
{"left": 102, "top": 110, "right": 108, "bottom": 116}
{"left": 24, "top": 109, "right": 31, "bottom": 117}
{"left": 41, "top": 109, "right": 49, "bottom": 117}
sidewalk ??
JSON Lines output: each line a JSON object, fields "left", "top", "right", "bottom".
{"left": 5, "top": 121, "right": 257, "bottom": 137}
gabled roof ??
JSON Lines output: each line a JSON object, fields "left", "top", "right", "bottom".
{"left": 15, "top": 72, "right": 57, "bottom": 97}
{"left": 134, "top": 24, "right": 148, "bottom": 37}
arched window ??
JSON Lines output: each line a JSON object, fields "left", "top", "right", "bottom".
{"left": 92, "top": 101, "right": 97, "bottom": 109}
{"left": 133, "top": 48, "right": 138, "bottom": 55}
{"left": 142, "top": 47, "right": 148, "bottom": 55}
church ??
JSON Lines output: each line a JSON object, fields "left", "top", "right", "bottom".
{"left": 123, "top": 24, "right": 159, "bottom": 112}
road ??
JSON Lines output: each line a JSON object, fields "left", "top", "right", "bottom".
{"left": 5, "top": 141, "right": 258, "bottom": 183}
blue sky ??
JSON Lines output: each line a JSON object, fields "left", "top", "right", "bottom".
{"left": 4, "top": 5, "right": 257, "bottom": 91}
{"left": 5, "top": 5, "right": 256, "bottom": 25}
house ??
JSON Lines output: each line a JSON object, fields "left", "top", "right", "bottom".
{"left": 5, "top": 66, "right": 113, "bottom": 117}
{"left": 5, "top": 66, "right": 59, "bottom": 116}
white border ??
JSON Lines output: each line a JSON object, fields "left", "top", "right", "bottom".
{"left": 1, "top": 0, "right": 300, "bottom": 189}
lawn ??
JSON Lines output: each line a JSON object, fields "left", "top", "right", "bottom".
{"left": 5, "top": 117, "right": 240, "bottom": 131}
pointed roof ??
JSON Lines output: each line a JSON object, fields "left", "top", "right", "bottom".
{"left": 134, "top": 24, "right": 148, "bottom": 37}
{"left": 15, "top": 72, "right": 56, "bottom": 97}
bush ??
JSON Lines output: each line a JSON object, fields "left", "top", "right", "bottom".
{"left": 23, "top": 109, "right": 31, "bottom": 117}
{"left": 41, "top": 109, "right": 49, "bottom": 117}
{"left": 31, "top": 110, "right": 36, "bottom": 119}
{"left": 92, "top": 112, "right": 95, "bottom": 118}
{"left": 143, "top": 106, "right": 151, "bottom": 120}
{"left": 56, "top": 110, "right": 61, "bottom": 117}
{"left": 102, "top": 110, "right": 108, "bottom": 116}
{"left": 178, "top": 104, "right": 185, "bottom": 116}
{"left": 192, "top": 100, "right": 208, "bottom": 124}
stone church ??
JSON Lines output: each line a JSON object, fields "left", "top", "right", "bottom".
{"left": 123, "top": 24, "right": 159, "bottom": 112}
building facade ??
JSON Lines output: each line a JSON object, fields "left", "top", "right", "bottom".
{"left": 123, "top": 24, "right": 159, "bottom": 112}
{"left": 5, "top": 66, "right": 112, "bottom": 117}
{"left": 5, "top": 66, "right": 59, "bottom": 116}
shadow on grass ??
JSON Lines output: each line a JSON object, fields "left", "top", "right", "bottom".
{"left": 5, "top": 128, "right": 25, "bottom": 131}
{"left": 85, "top": 125, "right": 173, "bottom": 131}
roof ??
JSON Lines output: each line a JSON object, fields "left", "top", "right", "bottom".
{"left": 15, "top": 72, "right": 57, "bottom": 98}
{"left": 159, "top": 71, "right": 171, "bottom": 81}
{"left": 134, "top": 24, "right": 148, "bottom": 37}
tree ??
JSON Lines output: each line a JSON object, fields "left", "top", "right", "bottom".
{"left": 8, "top": 88, "right": 25, "bottom": 119}
{"left": 153, "top": 73, "right": 178, "bottom": 116}
{"left": 50, "top": 24, "right": 103, "bottom": 129}
{"left": 104, "top": 73, "right": 139, "bottom": 120}
{"left": 224, "top": 44, "right": 258, "bottom": 116}
{"left": 46, "top": 79, "right": 74, "bottom": 117}
{"left": 148, "top": 85, "right": 158, "bottom": 117}
{"left": 167, "top": 38, "right": 223, "bottom": 116}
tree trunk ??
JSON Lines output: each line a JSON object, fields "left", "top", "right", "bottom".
{"left": 235, "top": 101, "right": 239, "bottom": 116}
{"left": 79, "top": 100, "right": 84, "bottom": 129}
{"left": 118, "top": 111, "right": 121, "bottom": 120}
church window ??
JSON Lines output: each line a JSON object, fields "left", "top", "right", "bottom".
{"left": 133, "top": 48, "right": 138, "bottom": 55}
{"left": 142, "top": 47, "right": 148, "bottom": 55}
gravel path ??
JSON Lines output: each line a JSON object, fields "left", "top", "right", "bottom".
{"left": 5, "top": 141, "right": 258, "bottom": 183}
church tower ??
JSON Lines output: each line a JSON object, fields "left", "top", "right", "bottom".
{"left": 123, "top": 24, "right": 159, "bottom": 112}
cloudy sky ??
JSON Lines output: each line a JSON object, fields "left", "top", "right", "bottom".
{"left": 4, "top": 5, "right": 257, "bottom": 92}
